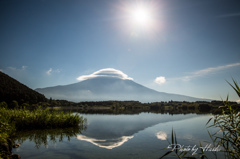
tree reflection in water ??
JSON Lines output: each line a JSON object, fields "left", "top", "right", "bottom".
{"left": 13, "top": 125, "right": 87, "bottom": 149}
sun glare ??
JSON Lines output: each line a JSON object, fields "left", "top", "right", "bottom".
{"left": 117, "top": 1, "right": 161, "bottom": 36}
{"left": 130, "top": 6, "right": 151, "bottom": 26}
{"left": 123, "top": 1, "right": 159, "bottom": 32}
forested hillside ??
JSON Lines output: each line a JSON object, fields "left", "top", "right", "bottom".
{"left": 0, "top": 72, "right": 47, "bottom": 104}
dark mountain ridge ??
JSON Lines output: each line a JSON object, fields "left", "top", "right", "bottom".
{"left": 0, "top": 72, "right": 47, "bottom": 104}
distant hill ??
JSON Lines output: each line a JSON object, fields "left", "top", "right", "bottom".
{"left": 36, "top": 76, "right": 210, "bottom": 103}
{"left": 0, "top": 72, "right": 47, "bottom": 104}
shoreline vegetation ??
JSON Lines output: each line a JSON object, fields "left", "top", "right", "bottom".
{"left": 0, "top": 101, "right": 239, "bottom": 158}
{"left": 160, "top": 78, "right": 240, "bottom": 159}
{"left": 0, "top": 103, "right": 87, "bottom": 159}
{"left": 47, "top": 99, "right": 240, "bottom": 115}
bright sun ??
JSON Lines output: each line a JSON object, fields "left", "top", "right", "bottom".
{"left": 130, "top": 6, "right": 151, "bottom": 26}
{"left": 119, "top": 1, "right": 160, "bottom": 34}
{"left": 126, "top": 3, "right": 156, "bottom": 30}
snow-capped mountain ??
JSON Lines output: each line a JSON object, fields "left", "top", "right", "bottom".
{"left": 36, "top": 68, "right": 209, "bottom": 102}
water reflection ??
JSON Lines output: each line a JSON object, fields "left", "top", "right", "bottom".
{"left": 13, "top": 113, "right": 218, "bottom": 159}
{"left": 13, "top": 126, "right": 86, "bottom": 148}
{"left": 77, "top": 135, "right": 134, "bottom": 149}
{"left": 77, "top": 113, "right": 199, "bottom": 149}
{"left": 156, "top": 131, "right": 167, "bottom": 140}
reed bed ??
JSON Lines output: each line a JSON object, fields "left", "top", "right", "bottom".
{"left": 0, "top": 105, "right": 86, "bottom": 158}
{"left": 0, "top": 105, "right": 86, "bottom": 147}
{"left": 0, "top": 106, "right": 86, "bottom": 131}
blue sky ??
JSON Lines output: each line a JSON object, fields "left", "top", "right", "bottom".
{"left": 1, "top": 0, "right": 240, "bottom": 101}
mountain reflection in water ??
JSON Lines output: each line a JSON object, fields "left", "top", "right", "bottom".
{"left": 77, "top": 113, "right": 198, "bottom": 149}
{"left": 13, "top": 113, "right": 219, "bottom": 159}
{"left": 77, "top": 135, "right": 134, "bottom": 149}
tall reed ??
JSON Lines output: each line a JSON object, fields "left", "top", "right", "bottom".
{"left": 160, "top": 78, "right": 240, "bottom": 159}
{"left": 206, "top": 78, "right": 240, "bottom": 158}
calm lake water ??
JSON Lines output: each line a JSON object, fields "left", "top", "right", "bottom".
{"left": 13, "top": 112, "right": 225, "bottom": 159}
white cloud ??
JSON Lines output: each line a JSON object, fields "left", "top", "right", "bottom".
{"left": 7, "top": 66, "right": 27, "bottom": 71}
{"left": 55, "top": 69, "right": 61, "bottom": 73}
{"left": 8, "top": 67, "right": 16, "bottom": 71}
{"left": 22, "top": 66, "right": 27, "bottom": 70}
{"left": 174, "top": 63, "right": 240, "bottom": 82}
{"left": 154, "top": 63, "right": 240, "bottom": 85}
{"left": 46, "top": 68, "right": 61, "bottom": 75}
{"left": 46, "top": 68, "right": 52, "bottom": 75}
{"left": 154, "top": 76, "right": 166, "bottom": 85}
{"left": 77, "top": 68, "right": 133, "bottom": 81}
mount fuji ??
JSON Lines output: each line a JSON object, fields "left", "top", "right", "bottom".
{"left": 35, "top": 68, "right": 209, "bottom": 102}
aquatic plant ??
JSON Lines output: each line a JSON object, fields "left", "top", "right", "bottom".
{"left": 0, "top": 106, "right": 86, "bottom": 131}
{"left": 206, "top": 78, "right": 240, "bottom": 158}
{"left": 160, "top": 78, "right": 240, "bottom": 159}
{"left": 0, "top": 104, "right": 87, "bottom": 158}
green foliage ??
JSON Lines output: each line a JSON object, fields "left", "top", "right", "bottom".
{"left": 0, "top": 105, "right": 87, "bottom": 159}
{"left": 0, "top": 106, "right": 86, "bottom": 131}
{"left": 21, "top": 103, "right": 29, "bottom": 109}
{"left": 0, "top": 108, "right": 15, "bottom": 144}
{"left": 207, "top": 105, "right": 240, "bottom": 158}
{"left": 227, "top": 78, "right": 240, "bottom": 98}
{"left": 0, "top": 105, "right": 86, "bottom": 145}
{"left": 10, "top": 100, "right": 19, "bottom": 109}
{"left": 0, "top": 102, "right": 8, "bottom": 108}
{"left": 207, "top": 79, "right": 240, "bottom": 158}
{"left": 0, "top": 114, "right": 11, "bottom": 144}
{"left": 160, "top": 78, "right": 240, "bottom": 159}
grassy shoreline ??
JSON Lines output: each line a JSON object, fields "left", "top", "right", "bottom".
{"left": 0, "top": 104, "right": 86, "bottom": 158}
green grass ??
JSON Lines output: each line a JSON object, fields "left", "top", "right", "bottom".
{"left": 0, "top": 106, "right": 86, "bottom": 131}
{"left": 0, "top": 104, "right": 86, "bottom": 158}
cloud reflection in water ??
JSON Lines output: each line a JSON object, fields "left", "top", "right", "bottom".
{"left": 156, "top": 131, "right": 167, "bottom": 140}
{"left": 77, "top": 135, "right": 134, "bottom": 149}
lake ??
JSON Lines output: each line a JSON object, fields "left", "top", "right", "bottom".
{"left": 13, "top": 112, "right": 224, "bottom": 159}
